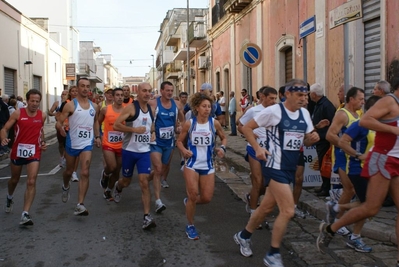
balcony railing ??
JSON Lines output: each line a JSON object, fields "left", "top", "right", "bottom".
{"left": 188, "top": 21, "right": 207, "bottom": 48}
{"left": 212, "top": 0, "right": 227, "bottom": 27}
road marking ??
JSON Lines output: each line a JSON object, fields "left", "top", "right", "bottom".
{"left": 0, "top": 165, "right": 62, "bottom": 180}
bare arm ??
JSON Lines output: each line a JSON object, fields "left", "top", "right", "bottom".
{"left": 303, "top": 131, "right": 320, "bottom": 147}
{"left": 48, "top": 101, "right": 59, "bottom": 116}
{"left": 176, "top": 120, "right": 193, "bottom": 158}
{"left": 113, "top": 104, "right": 146, "bottom": 134}
{"left": 55, "top": 101, "right": 74, "bottom": 136}
{"left": 214, "top": 120, "right": 227, "bottom": 158}
{"left": 242, "top": 119, "right": 271, "bottom": 161}
{"left": 326, "top": 110, "right": 348, "bottom": 147}
{"left": 93, "top": 103, "right": 101, "bottom": 147}
{"left": 98, "top": 106, "right": 107, "bottom": 125}
{"left": 359, "top": 96, "right": 399, "bottom": 135}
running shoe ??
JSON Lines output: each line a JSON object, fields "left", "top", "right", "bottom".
{"left": 100, "top": 170, "right": 109, "bottom": 189}
{"left": 59, "top": 157, "right": 66, "bottom": 168}
{"left": 142, "top": 214, "right": 156, "bottom": 230}
{"left": 233, "top": 231, "right": 252, "bottom": 257}
{"left": 346, "top": 236, "right": 372, "bottom": 253}
{"left": 71, "top": 172, "right": 79, "bottom": 182}
{"left": 74, "top": 203, "right": 89, "bottom": 216}
{"left": 294, "top": 207, "right": 306, "bottom": 219}
{"left": 5, "top": 197, "right": 13, "bottom": 213}
{"left": 61, "top": 184, "right": 70, "bottom": 203}
{"left": 336, "top": 226, "right": 351, "bottom": 236}
{"left": 326, "top": 201, "right": 338, "bottom": 224}
{"left": 161, "top": 180, "right": 169, "bottom": 188}
{"left": 186, "top": 225, "right": 199, "bottom": 240}
{"left": 103, "top": 190, "right": 114, "bottom": 202}
{"left": 113, "top": 182, "right": 122, "bottom": 203}
{"left": 243, "top": 193, "right": 251, "bottom": 213}
{"left": 329, "top": 188, "right": 343, "bottom": 203}
{"left": 263, "top": 253, "right": 284, "bottom": 267}
{"left": 20, "top": 213, "right": 33, "bottom": 226}
{"left": 155, "top": 202, "right": 166, "bottom": 214}
{"left": 316, "top": 222, "right": 334, "bottom": 253}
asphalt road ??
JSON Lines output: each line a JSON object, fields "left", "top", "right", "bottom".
{"left": 0, "top": 140, "right": 304, "bottom": 267}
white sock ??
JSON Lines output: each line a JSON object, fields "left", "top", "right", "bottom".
{"left": 351, "top": 234, "right": 360, "bottom": 240}
{"left": 333, "top": 204, "right": 340, "bottom": 212}
{"left": 7, "top": 194, "right": 13, "bottom": 199}
{"left": 155, "top": 199, "right": 162, "bottom": 205}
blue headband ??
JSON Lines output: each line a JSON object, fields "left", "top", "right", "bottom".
{"left": 286, "top": 86, "right": 308, "bottom": 93}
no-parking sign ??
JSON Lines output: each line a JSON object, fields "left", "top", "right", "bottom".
{"left": 240, "top": 43, "right": 262, "bottom": 68}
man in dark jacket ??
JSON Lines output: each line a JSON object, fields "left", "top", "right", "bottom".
{"left": 309, "top": 83, "right": 336, "bottom": 196}
{"left": 0, "top": 94, "right": 10, "bottom": 156}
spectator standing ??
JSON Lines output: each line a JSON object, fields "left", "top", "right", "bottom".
{"left": 218, "top": 91, "right": 227, "bottom": 129}
{"left": 309, "top": 83, "right": 336, "bottom": 196}
{"left": 229, "top": 91, "right": 237, "bottom": 136}
{"left": 240, "top": 89, "right": 249, "bottom": 112}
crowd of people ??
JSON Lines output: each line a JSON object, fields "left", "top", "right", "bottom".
{"left": 1, "top": 77, "right": 399, "bottom": 267}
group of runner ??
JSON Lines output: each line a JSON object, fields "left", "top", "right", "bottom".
{"left": 3, "top": 76, "right": 399, "bottom": 266}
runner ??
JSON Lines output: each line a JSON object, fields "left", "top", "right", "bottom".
{"left": 233, "top": 79, "right": 319, "bottom": 266}
{"left": 98, "top": 87, "right": 124, "bottom": 201}
{"left": 56, "top": 78, "right": 101, "bottom": 216}
{"left": 113, "top": 82, "right": 157, "bottom": 230}
{"left": 1, "top": 89, "right": 47, "bottom": 225}
{"left": 177, "top": 92, "right": 227, "bottom": 240}
{"left": 238, "top": 86, "right": 277, "bottom": 222}
{"left": 148, "top": 81, "right": 184, "bottom": 212}
{"left": 48, "top": 90, "right": 69, "bottom": 167}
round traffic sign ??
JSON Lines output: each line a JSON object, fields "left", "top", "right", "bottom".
{"left": 240, "top": 43, "right": 262, "bottom": 68}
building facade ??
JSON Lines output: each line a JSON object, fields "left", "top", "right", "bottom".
{"left": 209, "top": 0, "right": 399, "bottom": 115}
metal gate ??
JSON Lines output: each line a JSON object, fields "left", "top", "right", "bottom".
{"left": 4, "top": 68, "right": 15, "bottom": 96}
{"left": 33, "top": 75, "right": 41, "bottom": 91}
{"left": 363, "top": 0, "right": 381, "bottom": 98}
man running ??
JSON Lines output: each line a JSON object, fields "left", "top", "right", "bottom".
{"left": 122, "top": 85, "right": 133, "bottom": 107}
{"left": 113, "top": 82, "right": 157, "bottom": 230}
{"left": 233, "top": 79, "right": 319, "bottom": 266}
{"left": 56, "top": 78, "right": 101, "bottom": 216}
{"left": 148, "top": 81, "right": 184, "bottom": 212}
{"left": 98, "top": 88, "right": 124, "bottom": 201}
{"left": 1, "top": 89, "right": 47, "bottom": 225}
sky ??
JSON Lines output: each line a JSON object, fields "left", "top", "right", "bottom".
{"left": 77, "top": 0, "right": 209, "bottom": 78}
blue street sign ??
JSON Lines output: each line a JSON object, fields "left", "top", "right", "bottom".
{"left": 240, "top": 43, "right": 262, "bottom": 68}
{"left": 299, "top": 16, "right": 316, "bottom": 39}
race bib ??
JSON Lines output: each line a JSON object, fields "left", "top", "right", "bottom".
{"left": 133, "top": 133, "right": 150, "bottom": 143}
{"left": 17, "top": 143, "right": 35, "bottom": 158}
{"left": 257, "top": 136, "right": 267, "bottom": 148}
{"left": 283, "top": 132, "right": 304, "bottom": 151}
{"left": 77, "top": 126, "right": 93, "bottom": 140}
{"left": 191, "top": 131, "right": 211, "bottom": 147}
{"left": 159, "top": 126, "right": 174, "bottom": 139}
{"left": 108, "top": 131, "right": 124, "bottom": 143}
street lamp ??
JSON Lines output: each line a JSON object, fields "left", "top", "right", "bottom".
{"left": 151, "top": 54, "right": 155, "bottom": 89}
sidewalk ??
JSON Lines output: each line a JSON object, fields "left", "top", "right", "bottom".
{"left": 216, "top": 129, "right": 398, "bottom": 245}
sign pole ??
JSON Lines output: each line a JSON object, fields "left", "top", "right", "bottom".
{"left": 248, "top": 67, "right": 252, "bottom": 103}
{"left": 303, "top": 37, "right": 307, "bottom": 83}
